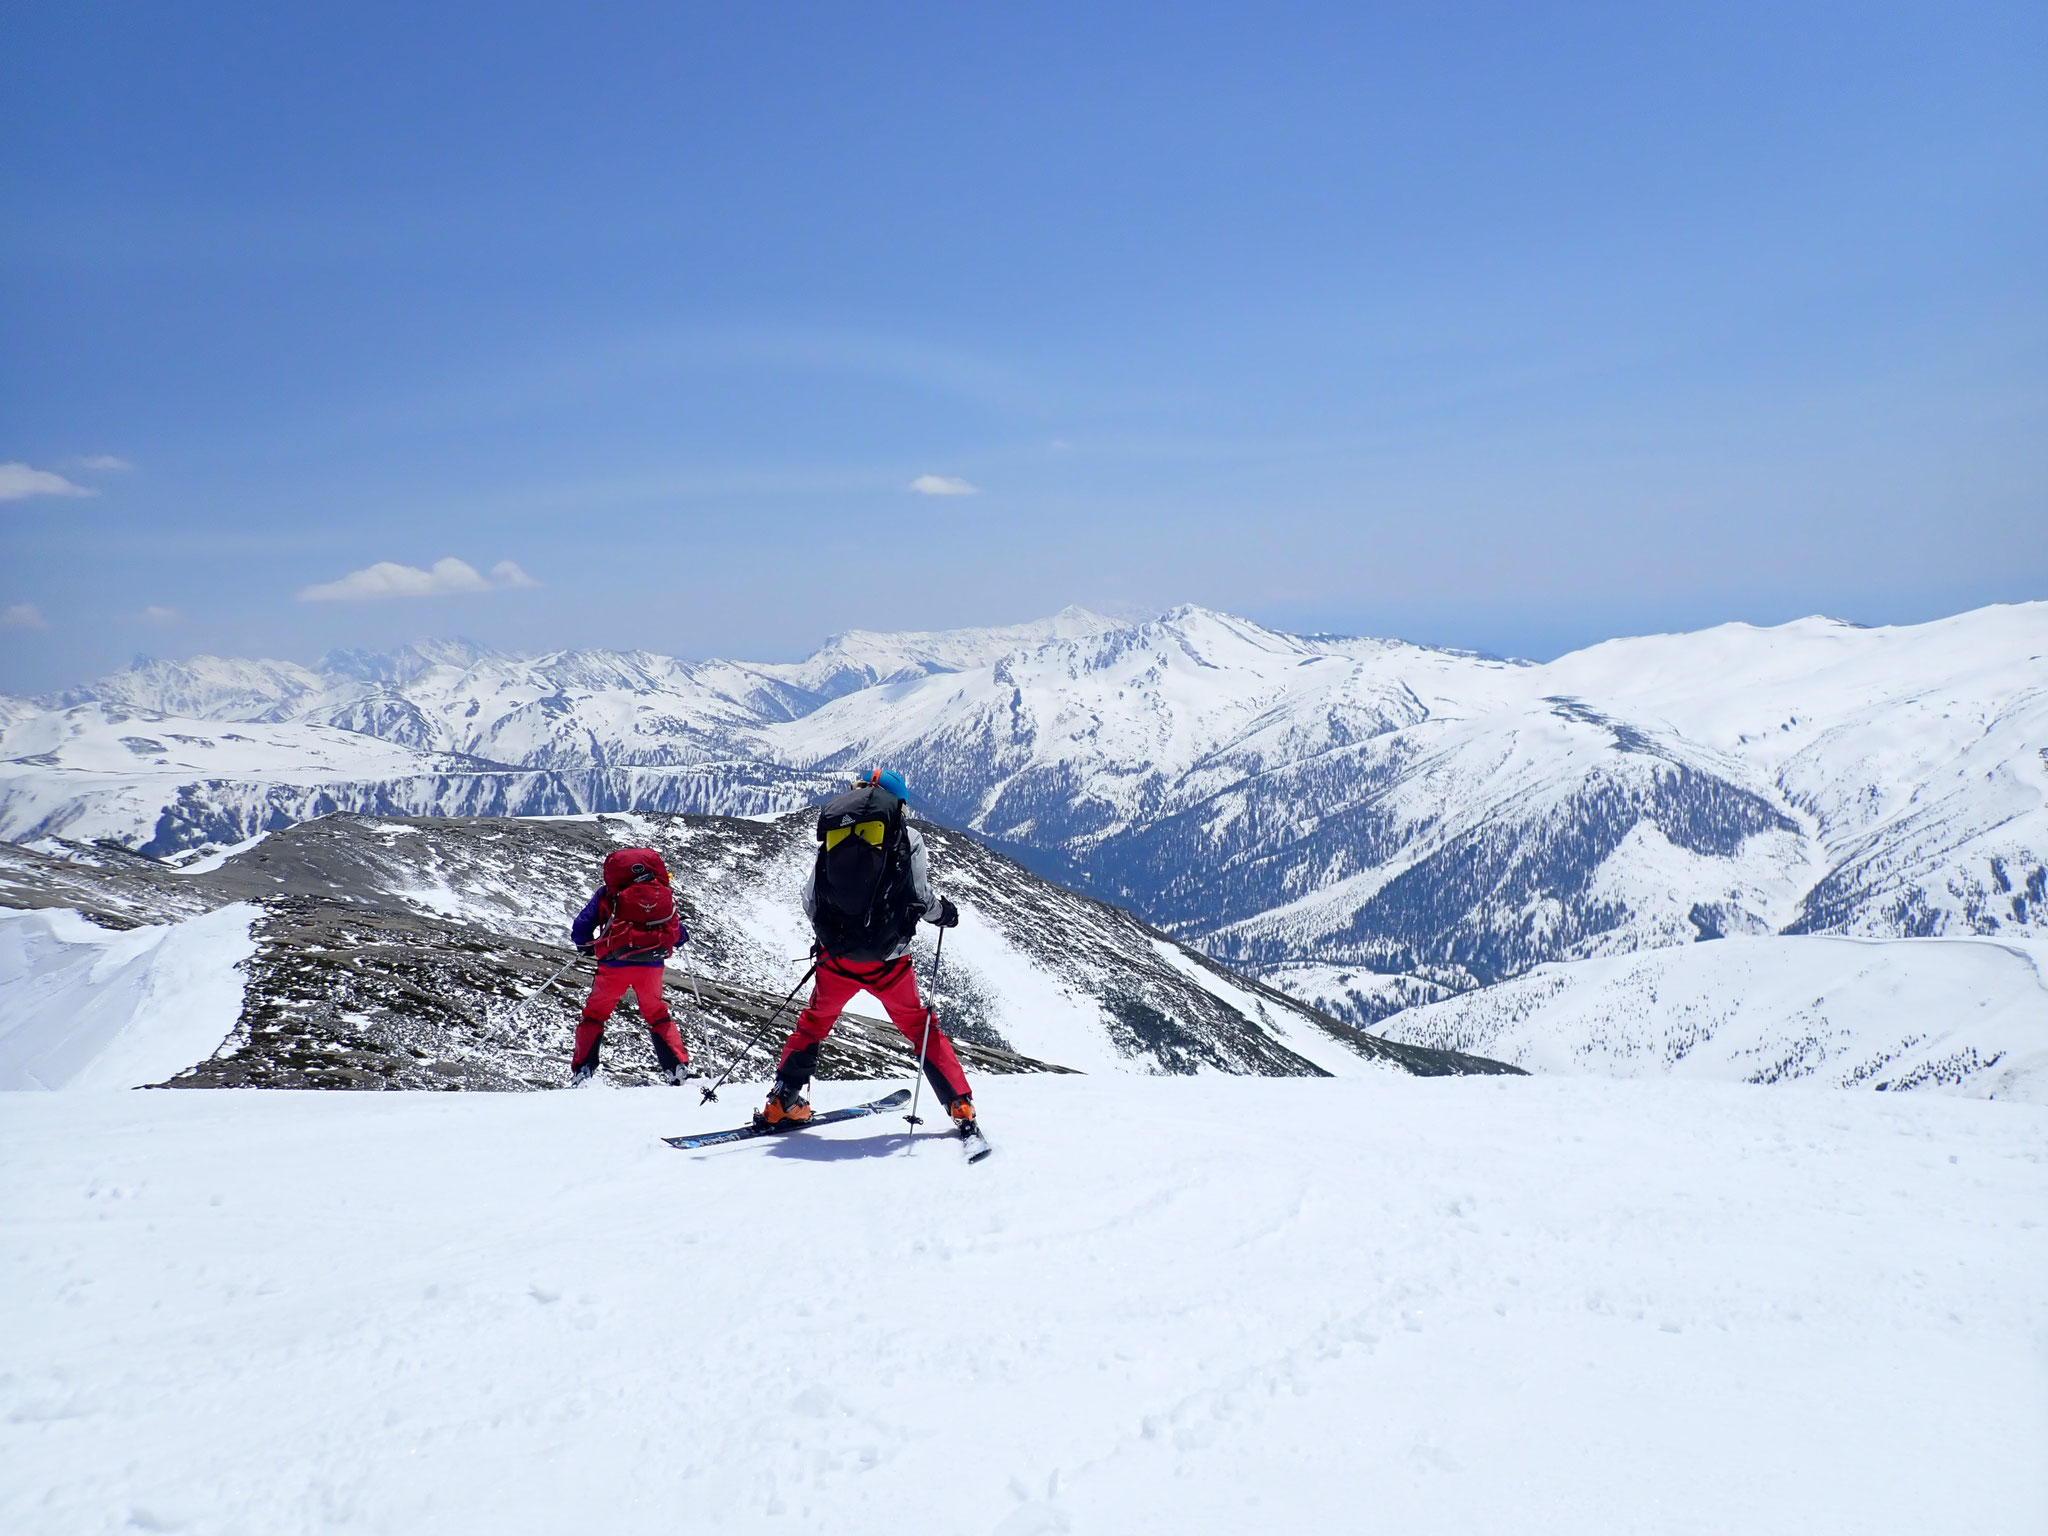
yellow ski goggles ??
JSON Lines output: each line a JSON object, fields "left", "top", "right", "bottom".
{"left": 823, "top": 819, "right": 887, "bottom": 852}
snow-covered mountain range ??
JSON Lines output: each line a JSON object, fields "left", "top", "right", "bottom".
{"left": 5, "top": 601, "right": 2044, "bottom": 1053}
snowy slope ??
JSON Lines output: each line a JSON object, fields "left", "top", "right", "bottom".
{"left": 1379, "top": 934, "right": 2048, "bottom": 1102}
{"left": 0, "top": 702, "right": 489, "bottom": 847}
{"left": 8, "top": 601, "right": 2044, "bottom": 999}
{"left": 1539, "top": 606, "right": 2048, "bottom": 939}
{"left": 1256, "top": 960, "right": 1467, "bottom": 1028}
{"left": 0, "top": 700, "right": 838, "bottom": 853}
{"left": 1, "top": 1075, "right": 2041, "bottom": 1535}
{"left": 0, "top": 903, "right": 258, "bottom": 1090}
{"left": 754, "top": 604, "right": 1126, "bottom": 699}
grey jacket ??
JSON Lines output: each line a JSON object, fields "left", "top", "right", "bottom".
{"left": 802, "top": 823, "right": 939, "bottom": 961}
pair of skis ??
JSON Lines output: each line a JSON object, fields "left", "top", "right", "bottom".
{"left": 663, "top": 1087, "right": 993, "bottom": 1163}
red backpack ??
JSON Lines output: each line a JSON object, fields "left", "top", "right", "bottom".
{"left": 603, "top": 847, "right": 669, "bottom": 891}
{"left": 596, "top": 846, "right": 678, "bottom": 961}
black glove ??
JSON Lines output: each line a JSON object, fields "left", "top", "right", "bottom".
{"left": 576, "top": 942, "right": 595, "bottom": 957}
{"left": 929, "top": 898, "right": 960, "bottom": 929}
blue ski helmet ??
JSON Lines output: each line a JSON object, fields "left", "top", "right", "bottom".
{"left": 869, "top": 768, "right": 910, "bottom": 804}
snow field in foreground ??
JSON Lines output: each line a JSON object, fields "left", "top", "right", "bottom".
{"left": 1, "top": 1075, "right": 2043, "bottom": 1536}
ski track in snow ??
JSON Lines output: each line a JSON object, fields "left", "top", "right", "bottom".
{"left": 1, "top": 1076, "right": 2042, "bottom": 1535}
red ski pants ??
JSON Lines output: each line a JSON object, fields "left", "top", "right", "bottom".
{"left": 777, "top": 953, "right": 971, "bottom": 1102}
{"left": 575, "top": 966, "right": 688, "bottom": 1071}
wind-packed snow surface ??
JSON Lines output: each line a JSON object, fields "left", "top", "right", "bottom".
{"left": 1, "top": 1076, "right": 2042, "bottom": 1535}
{"left": 0, "top": 903, "right": 257, "bottom": 1090}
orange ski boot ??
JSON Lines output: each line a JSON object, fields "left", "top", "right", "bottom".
{"left": 949, "top": 1096, "right": 991, "bottom": 1161}
{"left": 753, "top": 1086, "right": 814, "bottom": 1130}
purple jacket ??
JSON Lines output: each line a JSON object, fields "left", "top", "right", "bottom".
{"left": 571, "top": 887, "right": 689, "bottom": 967}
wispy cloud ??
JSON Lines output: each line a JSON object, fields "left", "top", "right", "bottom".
{"left": 1, "top": 603, "right": 47, "bottom": 630}
{"left": 81, "top": 454, "right": 134, "bottom": 472}
{"left": 910, "top": 474, "right": 980, "bottom": 496}
{"left": 298, "top": 557, "right": 540, "bottom": 603}
{"left": 141, "top": 605, "right": 180, "bottom": 624}
{"left": 488, "top": 560, "right": 541, "bottom": 590}
{"left": 0, "top": 463, "right": 95, "bottom": 502}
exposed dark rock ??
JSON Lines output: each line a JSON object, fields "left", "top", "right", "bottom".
{"left": 4, "top": 811, "right": 1523, "bottom": 1090}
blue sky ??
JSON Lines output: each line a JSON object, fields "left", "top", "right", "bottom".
{"left": 3, "top": 2, "right": 2043, "bottom": 690}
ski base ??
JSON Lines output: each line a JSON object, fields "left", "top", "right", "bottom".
{"left": 663, "top": 1089, "right": 911, "bottom": 1151}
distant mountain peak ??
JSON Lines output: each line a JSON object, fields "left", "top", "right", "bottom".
{"left": 316, "top": 638, "right": 502, "bottom": 685}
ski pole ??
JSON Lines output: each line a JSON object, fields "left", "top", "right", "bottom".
{"left": 675, "top": 953, "right": 707, "bottom": 1013}
{"left": 523, "top": 952, "right": 583, "bottom": 1004}
{"left": 905, "top": 927, "right": 944, "bottom": 1131}
{"left": 698, "top": 961, "right": 817, "bottom": 1105}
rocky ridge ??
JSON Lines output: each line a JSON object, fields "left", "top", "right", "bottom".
{"left": 0, "top": 812, "right": 1519, "bottom": 1090}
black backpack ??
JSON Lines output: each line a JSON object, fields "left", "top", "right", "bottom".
{"left": 811, "top": 782, "right": 918, "bottom": 962}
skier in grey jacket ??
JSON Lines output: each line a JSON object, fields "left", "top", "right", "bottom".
{"left": 799, "top": 813, "right": 940, "bottom": 958}
{"left": 757, "top": 769, "right": 968, "bottom": 1128}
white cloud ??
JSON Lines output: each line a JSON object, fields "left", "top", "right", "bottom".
{"left": 297, "top": 557, "right": 541, "bottom": 603}
{"left": 909, "top": 473, "right": 980, "bottom": 496}
{"left": 0, "top": 463, "right": 95, "bottom": 502}
{"left": 81, "top": 454, "right": 134, "bottom": 472}
{"left": 141, "top": 605, "right": 180, "bottom": 624}
{"left": 1, "top": 603, "right": 47, "bottom": 630}
{"left": 488, "top": 559, "right": 540, "bottom": 590}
